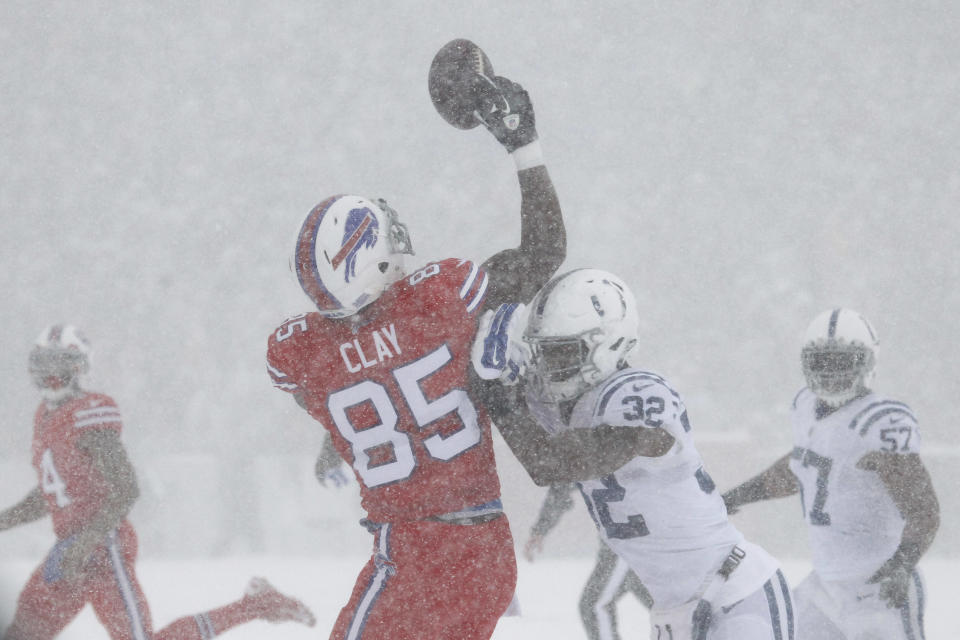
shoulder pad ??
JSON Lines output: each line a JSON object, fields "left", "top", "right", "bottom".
{"left": 847, "top": 399, "right": 917, "bottom": 436}
{"left": 594, "top": 370, "right": 684, "bottom": 430}
{"left": 267, "top": 314, "right": 315, "bottom": 393}
{"left": 72, "top": 394, "right": 122, "bottom": 430}
{"left": 848, "top": 398, "right": 921, "bottom": 453}
{"left": 405, "top": 258, "right": 488, "bottom": 315}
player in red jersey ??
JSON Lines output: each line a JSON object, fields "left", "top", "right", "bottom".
{"left": 0, "top": 325, "right": 316, "bottom": 640}
{"left": 268, "top": 76, "right": 661, "bottom": 640}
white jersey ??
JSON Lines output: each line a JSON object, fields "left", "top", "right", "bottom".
{"left": 789, "top": 388, "right": 920, "bottom": 583}
{"left": 526, "top": 368, "right": 779, "bottom": 610}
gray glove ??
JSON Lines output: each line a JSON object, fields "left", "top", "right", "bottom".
{"left": 475, "top": 76, "right": 538, "bottom": 153}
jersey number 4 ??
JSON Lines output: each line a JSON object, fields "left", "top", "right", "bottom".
{"left": 327, "top": 344, "right": 482, "bottom": 488}
{"left": 40, "top": 449, "right": 72, "bottom": 508}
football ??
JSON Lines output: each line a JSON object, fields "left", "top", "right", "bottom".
{"left": 428, "top": 38, "right": 496, "bottom": 130}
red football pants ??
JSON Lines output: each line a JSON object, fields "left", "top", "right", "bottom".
{"left": 5, "top": 522, "right": 154, "bottom": 640}
{"left": 330, "top": 515, "right": 517, "bottom": 640}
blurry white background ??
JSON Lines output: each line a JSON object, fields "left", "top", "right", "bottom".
{"left": 1, "top": 2, "right": 957, "bottom": 628}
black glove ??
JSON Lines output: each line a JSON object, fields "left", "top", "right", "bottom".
{"left": 691, "top": 599, "right": 712, "bottom": 640}
{"left": 476, "top": 76, "right": 538, "bottom": 153}
{"left": 867, "top": 562, "right": 911, "bottom": 608}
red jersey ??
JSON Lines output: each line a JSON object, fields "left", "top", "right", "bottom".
{"left": 267, "top": 258, "right": 502, "bottom": 522}
{"left": 31, "top": 391, "right": 124, "bottom": 539}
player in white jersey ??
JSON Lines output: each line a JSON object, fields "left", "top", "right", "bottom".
{"left": 524, "top": 482, "right": 652, "bottom": 640}
{"left": 722, "top": 309, "right": 940, "bottom": 639}
{"left": 473, "top": 269, "right": 794, "bottom": 640}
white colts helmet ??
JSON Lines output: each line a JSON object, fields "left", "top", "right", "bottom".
{"left": 29, "top": 324, "right": 91, "bottom": 401}
{"left": 801, "top": 308, "right": 879, "bottom": 407}
{"left": 524, "top": 269, "right": 639, "bottom": 402}
{"left": 293, "top": 195, "right": 414, "bottom": 318}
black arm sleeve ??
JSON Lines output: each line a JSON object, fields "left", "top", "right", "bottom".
{"left": 474, "top": 375, "right": 673, "bottom": 486}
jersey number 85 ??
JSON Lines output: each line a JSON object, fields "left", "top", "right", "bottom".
{"left": 327, "top": 344, "right": 481, "bottom": 487}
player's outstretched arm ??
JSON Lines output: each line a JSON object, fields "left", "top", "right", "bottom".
{"left": 478, "top": 81, "right": 566, "bottom": 311}
{"left": 860, "top": 451, "right": 940, "bottom": 607}
{"left": 721, "top": 454, "right": 798, "bottom": 514}
{"left": 481, "top": 164, "right": 565, "bottom": 310}
{"left": 429, "top": 41, "right": 565, "bottom": 308}
{"left": 0, "top": 486, "right": 48, "bottom": 532}
{"left": 476, "top": 379, "right": 673, "bottom": 486}
{"left": 60, "top": 429, "right": 140, "bottom": 579}
{"left": 524, "top": 483, "right": 575, "bottom": 561}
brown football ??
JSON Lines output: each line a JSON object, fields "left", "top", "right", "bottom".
{"left": 428, "top": 39, "right": 496, "bottom": 130}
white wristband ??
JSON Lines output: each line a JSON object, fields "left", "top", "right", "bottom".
{"left": 511, "top": 140, "right": 544, "bottom": 171}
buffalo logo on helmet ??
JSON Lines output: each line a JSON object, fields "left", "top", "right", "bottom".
{"left": 333, "top": 207, "right": 379, "bottom": 283}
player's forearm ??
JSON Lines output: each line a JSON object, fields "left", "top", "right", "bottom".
{"left": 884, "top": 456, "right": 940, "bottom": 570}
{"left": 541, "top": 427, "right": 668, "bottom": 482}
{"left": 874, "top": 510, "right": 939, "bottom": 580}
{"left": 74, "top": 479, "right": 139, "bottom": 550}
{"left": 517, "top": 162, "right": 565, "bottom": 282}
{"left": 861, "top": 451, "right": 940, "bottom": 564}
{"left": 477, "top": 377, "right": 620, "bottom": 484}
{"left": 509, "top": 425, "right": 667, "bottom": 485}
{"left": 494, "top": 410, "right": 593, "bottom": 486}
{"left": 886, "top": 537, "right": 934, "bottom": 576}
{"left": 722, "top": 454, "right": 798, "bottom": 510}
{"left": 496, "top": 417, "right": 569, "bottom": 486}
{"left": 479, "top": 161, "right": 566, "bottom": 309}
{"left": 0, "top": 487, "right": 48, "bottom": 531}
{"left": 529, "top": 483, "right": 576, "bottom": 537}
{"left": 902, "top": 486, "right": 940, "bottom": 557}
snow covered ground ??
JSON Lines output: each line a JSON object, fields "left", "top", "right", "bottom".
{"left": 1, "top": 554, "right": 955, "bottom": 638}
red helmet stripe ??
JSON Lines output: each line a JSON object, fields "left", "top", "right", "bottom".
{"left": 295, "top": 195, "right": 340, "bottom": 309}
{"left": 331, "top": 212, "right": 373, "bottom": 270}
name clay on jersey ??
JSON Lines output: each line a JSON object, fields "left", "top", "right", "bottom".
{"left": 266, "top": 259, "right": 503, "bottom": 522}
{"left": 268, "top": 259, "right": 488, "bottom": 393}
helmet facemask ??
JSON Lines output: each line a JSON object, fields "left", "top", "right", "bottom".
{"left": 800, "top": 308, "right": 879, "bottom": 408}
{"left": 376, "top": 198, "right": 414, "bottom": 256}
{"left": 525, "top": 332, "right": 595, "bottom": 402}
{"left": 801, "top": 340, "right": 875, "bottom": 407}
{"left": 29, "top": 325, "right": 91, "bottom": 403}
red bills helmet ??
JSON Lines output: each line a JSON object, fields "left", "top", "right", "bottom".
{"left": 524, "top": 269, "right": 639, "bottom": 402}
{"left": 293, "top": 195, "right": 414, "bottom": 318}
{"left": 29, "top": 324, "right": 91, "bottom": 400}
{"left": 801, "top": 308, "right": 879, "bottom": 407}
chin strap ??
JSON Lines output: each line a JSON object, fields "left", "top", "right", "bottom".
{"left": 41, "top": 383, "right": 83, "bottom": 406}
